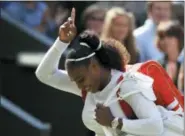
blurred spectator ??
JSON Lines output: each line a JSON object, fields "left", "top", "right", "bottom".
{"left": 94, "top": 1, "right": 147, "bottom": 27}
{"left": 1, "top": 1, "right": 11, "bottom": 8}
{"left": 172, "top": 2, "right": 184, "bottom": 28}
{"left": 134, "top": 1, "right": 172, "bottom": 62}
{"left": 177, "top": 48, "right": 184, "bottom": 92}
{"left": 157, "top": 21, "right": 184, "bottom": 86}
{"left": 4, "top": 1, "right": 53, "bottom": 34}
{"left": 46, "top": 2, "right": 70, "bottom": 38}
{"left": 177, "top": 63, "right": 184, "bottom": 93}
{"left": 81, "top": 3, "right": 107, "bottom": 35}
{"left": 101, "top": 7, "right": 140, "bottom": 64}
{"left": 178, "top": 48, "right": 184, "bottom": 63}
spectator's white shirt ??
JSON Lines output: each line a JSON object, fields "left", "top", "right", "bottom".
{"left": 134, "top": 19, "right": 164, "bottom": 62}
{"left": 178, "top": 48, "right": 184, "bottom": 63}
{"left": 35, "top": 38, "right": 183, "bottom": 136}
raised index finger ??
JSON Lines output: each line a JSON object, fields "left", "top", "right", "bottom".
{"left": 71, "top": 7, "right": 76, "bottom": 25}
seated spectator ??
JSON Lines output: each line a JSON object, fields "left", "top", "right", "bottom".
{"left": 101, "top": 7, "right": 140, "bottom": 64}
{"left": 178, "top": 48, "right": 184, "bottom": 63}
{"left": 81, "top": 3, "right": 107, "bottom": 35}
{"left": 157, "top": 21, "right": 184, "bottom": 86}
{"left": 177, "top": 63, "right": 184, "bottom": 93}
{"left": 4, "top": 1, "right": 52, "bottom": 34}
{"left": 177, "top": 48, "right": 184, "bottom": 93}
{"left": 46, "top": 2, "right": 70, "bottom": 38}
{"left": 134, "top": 1, "right": 172, "bottom": 62}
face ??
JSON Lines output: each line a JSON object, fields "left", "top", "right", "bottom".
{"left": 67, "top": 62, "right": 101, "bottom": 93}
{"left": 164, "top": 36, "right": 179, "bottom": 60}
{"left": 86, "top": 12, "right": 105, "bottom": 35}
{"left": 110, "top": 15, "right": 130, "bottom": 41}
{"left": 157, "top": 36, "right": 166, "bottom": 52}
{"left": 149, "top": 2, "right": 171, "bottom": 24}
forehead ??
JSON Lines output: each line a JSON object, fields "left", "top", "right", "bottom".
{"left": 67, "top": 65, "right": 89, "bottom": 80}
{"left": 153, "top": 2, "right": 171, "bottom": 9}
{"left": 113, "top": 15, "right": 129, "bottom": 24}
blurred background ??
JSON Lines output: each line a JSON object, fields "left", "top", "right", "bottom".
{"left": 1, "top": 1, "right": 184, "bottom": 136}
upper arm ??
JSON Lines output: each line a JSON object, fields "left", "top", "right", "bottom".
{"left": 118, "top": 72, "right": 163, "bottom": 135}
{"left": 120, "top": 93, "right": 163, "bottom": 136}
{"left": 125, "top": 93, "right": 161, "bottom": 119}
{"left": 36, "top": 69, "right": 82, "bottom": 96}
{"left": 120, "top": 72, "right": 159, "bottom": 118}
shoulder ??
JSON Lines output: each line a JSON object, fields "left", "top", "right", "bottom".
{"left": 119, "top": 72, "right": 156, "bottom": 101}
{"left": 157, "top": 57, "right": 165, "bottom": 66}
{"left": 134, "top": 25, "right": 149, "bottom": 39}
{"left": 178, "top": 49, "right": 184, "bottom": 63}
{"left": 134, "top": 21, "right": 154, "bottom": 41}
{"left": 121, "top": 72, "right": 154, "bottom": 90}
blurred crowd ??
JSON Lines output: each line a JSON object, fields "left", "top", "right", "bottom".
{"left": 1, "top": 1, "right": 184, "bottom": 93}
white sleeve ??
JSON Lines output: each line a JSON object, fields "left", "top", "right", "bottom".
{"left": 35, "top": 38, "right": 81, "bottom": 96}
{"left": 121, "top": 93, "right": 163, "bottom": 136}
{"left": 119, "top": 72, "right": 163, "bottom": 136}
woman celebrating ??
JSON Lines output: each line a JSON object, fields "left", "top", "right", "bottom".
{"left": 36, "top": 8, "right": 183, "bottom": 136}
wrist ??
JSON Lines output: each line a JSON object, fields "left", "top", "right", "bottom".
{"left": 58, "top": 37, "right": 70, "bottom": 44}
{"left": 111, "top": 117, "right": 123, "bottom": 130}
{"left": 117, "top": 118, "right": 123, "bottom": 130}
{"left": 54, "top": 38, "right": 69, "bottom": 51}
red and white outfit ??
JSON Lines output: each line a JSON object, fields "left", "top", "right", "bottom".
{"left": 36, "top": 38, "right": 184, "bottom": 136}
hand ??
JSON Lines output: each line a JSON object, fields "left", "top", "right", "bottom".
{"left": 95, "top": 104, "right": 114, "bottom": 127}
{"left": 59, "top": 7, "right": 77, "bottom": 43}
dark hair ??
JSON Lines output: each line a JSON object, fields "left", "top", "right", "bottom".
{"left": 81, "top": 3, "right": 107, "bottom": 23}
{"left": 146, "top": 1, "right": 172, "bottom": 12}
{"left": 157, "top": 21, "right": 184, "bottom": 53}
{"left": 65, "top": 30, "right": 130, "bottom": 71}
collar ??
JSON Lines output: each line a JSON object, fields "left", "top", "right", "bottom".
{"left": 92, "top": 69, "right": 123, "bottom": 99}
{"left": 144, "top": 19, "right": 157, "bottom": 32}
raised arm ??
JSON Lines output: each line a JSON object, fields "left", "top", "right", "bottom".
{"left": 35, "top": 8, "right": 81, "bottom": 96}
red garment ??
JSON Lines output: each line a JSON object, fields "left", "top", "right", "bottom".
{"left": 82, "top": 60, "right": 184, "bottom": 119}
{"left": 137, "top": 61, "right": 184, "bottom": 111}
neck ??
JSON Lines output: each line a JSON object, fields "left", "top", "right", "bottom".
{"left": 99, "top": 68, "right": 111, "bottom": 91}
{"left": 167, "top": 54, "right": 178, "bottom": 62}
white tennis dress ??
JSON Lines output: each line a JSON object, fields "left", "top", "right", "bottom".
{"left": 36, "top": 38, "right": 184, "bottom": 136}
